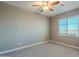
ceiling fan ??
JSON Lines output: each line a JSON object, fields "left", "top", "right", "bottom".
{"left": 32, "top": 1, "right": 64, "bottom": 12}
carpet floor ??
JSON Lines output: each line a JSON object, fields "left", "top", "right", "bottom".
{"left": 0, "top": 42, "right": 79, "bottom": 57}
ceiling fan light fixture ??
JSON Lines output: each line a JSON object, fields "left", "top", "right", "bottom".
{"left": 32, "top": 1, "right": 62, "bottom": 12}
{"left": 43, "top": 6, "right": 48, "bottom": 10}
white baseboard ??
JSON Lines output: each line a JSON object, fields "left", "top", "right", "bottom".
{"left": 0, "top": 40, "right": 48, "bottom": 55}
{"left": 51, "top": 40, "right": 79, "bottom": 50}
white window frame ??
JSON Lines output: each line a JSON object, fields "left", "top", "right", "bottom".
{"left": 59, "top": 16, "right": 79, "bottom": 38}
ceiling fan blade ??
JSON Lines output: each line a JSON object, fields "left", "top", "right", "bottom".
{"left": 32, "top": 5, "right": 41, "bottom": 7}
{"left": 48, "top": 8, "right": 54, "bottom": 11}
{"left": 32, "top": 5, "right": 45, "bottom": 8}
{"left": 49, "top": 1, "right": 60, "bottom": 5}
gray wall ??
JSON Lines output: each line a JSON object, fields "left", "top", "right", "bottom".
{"left": 51, "top": 8, "right": 79, "bottom": 47}
{"left": 0, "top": 2, "right": 50, "bottom": 52}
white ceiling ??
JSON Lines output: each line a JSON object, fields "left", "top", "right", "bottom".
{"left": 3, "top": 1, "right": 79, "bottom": 17}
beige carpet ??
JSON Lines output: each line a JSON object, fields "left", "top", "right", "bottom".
{"left": 1, "top": 42, "right": 79, "bottom": 57}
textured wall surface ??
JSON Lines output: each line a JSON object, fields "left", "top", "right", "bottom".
{"left": 51, "top": 8, "right": 79, "bottom": 47}
{"left": 0, "top": 2, "right": 50, "bottom": 52}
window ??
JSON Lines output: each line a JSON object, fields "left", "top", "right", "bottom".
{"left": 59, "top": 16, "right": 79, "bottom": 37}
{"left": 59, "top": 19, "right": 67, "bottom": 36}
